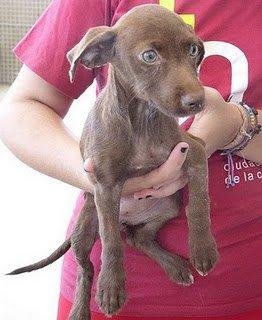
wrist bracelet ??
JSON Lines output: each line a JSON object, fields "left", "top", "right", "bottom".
{"left": 220, "top": 101, "right": 261, "bottom": 188}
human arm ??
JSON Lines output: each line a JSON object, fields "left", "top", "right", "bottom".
{"left": 0, "top": 65, "right": 94, "bottom": 192}
{"left": 188, "top": 87, "right": 262, "bottom": 163}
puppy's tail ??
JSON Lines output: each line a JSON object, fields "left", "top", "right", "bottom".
{"left": 6, "top": 238, "right": 71, "bottom": 275}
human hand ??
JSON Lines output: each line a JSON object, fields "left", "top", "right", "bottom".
{"left": 188, "top": 87, "right": 243, "bottom": 157}
{"left": 83, "top": 142, "right": 189, "bottom": 199}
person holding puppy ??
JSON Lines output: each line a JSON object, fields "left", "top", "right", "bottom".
{"left": 0, "top": 0, "right": 261, "bottom": 319}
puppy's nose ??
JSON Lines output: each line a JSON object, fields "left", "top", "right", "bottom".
{"left": 181, "top": 93, "right": 204, "bottom": 110}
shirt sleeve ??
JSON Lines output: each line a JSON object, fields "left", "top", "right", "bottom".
{"left": 13, "top": 0, "right": 108, "bottom": 99}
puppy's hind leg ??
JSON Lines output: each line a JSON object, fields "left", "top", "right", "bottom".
{"left": 126, "top": 193, "right": 193, "bottom": 286}
{"left": 69, "top": 193, "right": 98, "bottom": 320}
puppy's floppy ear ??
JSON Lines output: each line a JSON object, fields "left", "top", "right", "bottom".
{"left": 67, "top": 26, "right": 117, "bottom": 82}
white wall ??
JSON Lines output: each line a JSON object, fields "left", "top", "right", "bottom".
{"left": 0, "top": 83, "right": 96, "bottom": 320}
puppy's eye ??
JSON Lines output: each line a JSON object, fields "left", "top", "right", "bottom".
{"left": 141, "top": 50, "right": 158, "bottom": 63}
{"left": 189, "top": 44, "right": 199, "bottom": 57}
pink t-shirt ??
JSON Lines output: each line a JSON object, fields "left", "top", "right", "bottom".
{"left": 14, "top": 0, "right": 262, "bottom": 317}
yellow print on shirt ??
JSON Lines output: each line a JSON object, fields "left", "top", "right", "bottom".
{"left": 159, "top": 0, "right": 195, "bottom": 28}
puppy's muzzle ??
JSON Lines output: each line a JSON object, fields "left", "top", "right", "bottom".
{"left": 181, "top": 93, "right": 205, "bottom": 112}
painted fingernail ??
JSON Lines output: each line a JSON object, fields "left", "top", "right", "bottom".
{"left": 146, "top": 195, "right": 152, "bottom": 198}
{"left": 181, "top": 147, "right": 188, "bottom": 153}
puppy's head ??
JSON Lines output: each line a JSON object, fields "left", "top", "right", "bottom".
{"left": 67, "top": 4, "right": 205, "bottom": 118}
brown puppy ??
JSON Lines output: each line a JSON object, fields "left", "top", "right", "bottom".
{"left": 8, "top": 5, "right": 219, "bottom": 320}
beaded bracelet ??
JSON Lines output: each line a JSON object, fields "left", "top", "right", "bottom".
{"left": 220, "top": 101, "right": 261, "bottom": 188}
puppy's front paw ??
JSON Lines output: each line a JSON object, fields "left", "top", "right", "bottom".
{"left": 190, "top": 234, "right": 219, "bottom": 276}
{"left": 96, "top": 270, "right": 126, "bottom": 316}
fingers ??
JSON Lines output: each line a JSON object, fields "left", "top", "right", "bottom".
{"left": 204, "top": 86, "right": 224, "bottom": 106}
{"left": 152, "top": 177, "right": 188, "bottom": 198}
{"left": 84, "top": 142, "right": 189, "bottom": 199}
{"left": 133, "top": 142, "right": 189, "bottom": 191}
{"left": 134, "top": 176, "right": 188, "bottom": 199}
{"left": 152, "top": 173, "right": 183, "bottom": 190}
{"left": 152, "top": 142, "right": 189, "bottom": 182}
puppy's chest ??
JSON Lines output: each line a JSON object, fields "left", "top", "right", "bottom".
{"left": 128, "top": 137, "right": 171, "bottom": 170}
{"left": 126, "top": 107, "right": 180, "bottom": 172}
